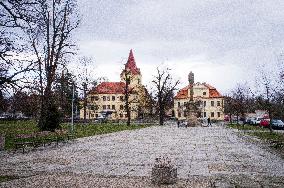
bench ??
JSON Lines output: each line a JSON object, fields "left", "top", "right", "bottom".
{"left": 55, "top": 129, "right": 75, "bottom": 145}
{"left": 34, "top": 131, "right": 54, "bottom": 147}
{"left": 14, "top": 134, "right": 35, "bottom": 153}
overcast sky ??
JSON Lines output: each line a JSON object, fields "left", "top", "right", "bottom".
{"left": 71, "top": 0, "right": 284, "bottom": 94}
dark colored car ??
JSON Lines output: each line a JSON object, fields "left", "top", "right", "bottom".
{"left": 271, "top": 119, "right": 284, "bottom": 130}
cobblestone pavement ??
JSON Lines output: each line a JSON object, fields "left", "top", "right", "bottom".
{"left": 1, "top": 123, "right": 284, "bottom": 187}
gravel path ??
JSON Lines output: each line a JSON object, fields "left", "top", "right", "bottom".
{"left": 1, "top": 123, "right": 284, "bottom": 187}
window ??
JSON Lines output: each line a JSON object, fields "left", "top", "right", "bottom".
{"left": 203, "top": 112, "right": 206, "bottom": 117}
{"left": 103, "top": 96, "right": 106, "bottom": 101}
{"left": 91, "top": 114, "right": 94, "bottom": 117}
{"left": 211, "top": 112, "right": 214, "bottom": 117}
{"left": 107, "top": 105, "right": 110, "bottom": 109}
{"left": 183, "top": 111, "right": 186, "bottom": 117}
{"left": 178, "top": 102, "right": 180, "bottom": 107}
{"left": 120, "top": 113, "right": 123, "bottom": 118}
{"left": 91, "top": 96, "right": 95, "bottom": 102}
{"left": 203, "top": 101, "right": 206, "bottom": 107}
{"left": 95, "top": 96, "right": 99, "bottom": 101}
{"left": 211, "top": 101, "right": 214, "bottom": 106}
{"left": 107, "top": 96, "right": 110, "bottom": 101}
{"left": 90, "top": 105, "right": 95, "bottom": 110}
{"left": 178, "top": 112, "right": 181, "bottom": 117}
{"left": 203, "top": 92, "right": 206, "bottom": 95}
{"left": 112, "top": 105, "right": 115, "bottom": 110}
{"left": 103, "top": 105, "right": 106, "bottom": 110}
{"left": 217, "top": 101, "right": 221, "bottom": 106}
{"left": 95, "top": 114, "right": 98, "bottom": 118}
{"left": 217, "top": 112, "right": 221, "bottom": 118}
{"left": 112, "top": 96, "right": 115, "bottom": 101}
{"left": 120, "top": 105, "right": 124, "bottom": 110}
{"left": 125, "top": 114, "right": 128, "bottom": 118}
{"left": 120, "top": 96, "right": 124, "bottom": 101}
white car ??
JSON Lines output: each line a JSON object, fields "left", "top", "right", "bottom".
{"left": 251, "top": 117, "right": 263, "bottom": 125}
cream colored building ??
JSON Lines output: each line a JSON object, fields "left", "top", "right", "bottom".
{"left": 80, "top": 50, "right": 149, "bottom": 120}
{"left": 174, "top": 72, "right": 224, "bottom": 120}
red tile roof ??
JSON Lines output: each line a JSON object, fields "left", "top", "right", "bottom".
{"left": 174, "top": 85, "right": 191, "bottom": 99}
{"left": 125, "top": 49, "right": 141, "bottom": 75}
{"left": 209, "top": 89, "right": 221, "bottom": 98}
{"left": 89, "top": 82, "right": 126, "bottom": 94}
{"left": 174, "top": 83, "right": 222, "bottom": 99}
{"left": 204, "top": 83, "right": 216, "bottom": 90}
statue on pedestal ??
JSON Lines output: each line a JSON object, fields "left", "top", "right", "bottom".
{"left": 184, "top": 71, "right": 202, "bottom": 127}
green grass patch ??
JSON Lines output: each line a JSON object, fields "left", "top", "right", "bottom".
{"left": 62, "top": 123, "right": 150, "bottom": 138}
{"left": 0, "top": 175, "right": 18, "bottom": 183}
{"left": 0, "top": 120, "right": 151, "bottom": 150}
{"left": 228, "top": 123, "right": 284, "bottom": 153}
{"left": 0, "top": 120, "right": 39, "bottom": 150}
{"left": 227, "top": 123, "right": 261, "bottom": 131}
{"left": 248, "top": 131, "right": 284, "bottom": 143}
{"left": 249, "top": 131, "right": 284, "bottom": 151}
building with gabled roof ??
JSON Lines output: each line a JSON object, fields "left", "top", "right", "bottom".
{"left": 174, "top": 71, "right": 224, "bottom": 120}
{"left": 80, "top": 50, "right": 150, "bottom": 121}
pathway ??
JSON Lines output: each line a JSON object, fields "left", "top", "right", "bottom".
{"left": 1, "top": 123, "right": 284, "bottom": 187}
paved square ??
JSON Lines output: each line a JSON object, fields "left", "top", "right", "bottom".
{"left": 1, "top": 124, "right": 284, "bottom": 187}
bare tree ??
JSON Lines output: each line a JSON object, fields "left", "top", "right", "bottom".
{"left": 120, "top": 66, "right": 137, "bottom": 126}
{"left": 124, "top": 70, "right": 132, "bottom": 126}
{"left": 27, "top": 0, "right": 80, "bottom": 131}
{"left": 223, "top": 95, "right": 235, "bottom": 124}
{"left": 255, "top": 66, "right": 281, "bottom": 132}
{"left": 0, "top": 1, "right": 36, "bottom": 91}
{"left": 152, "top": 67, "right": 179, "bottom": 125}
{"left": 231, "top": 84, "right": 250, "bottom": 124}
{"left": 76, "top": 56, "right": 97, "bottom": 122}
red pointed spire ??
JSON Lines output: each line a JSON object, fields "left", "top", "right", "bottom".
{"left": 125, "top": 49, "right": 140, "bottom": 75}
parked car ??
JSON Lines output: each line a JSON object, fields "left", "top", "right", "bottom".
{"left": 251, "top": 117, "right": 263, "bottom": 125}
{"left": 271, "top": 119, "right": 284, "bottom": 130}
{"left": 224, "top": 115, "right": 230, "bottom": 121}
{"left": 260, "top": 119, "right": 270, "bottom": 127}
{"left": 245, "top": 117, "right": 254, "bottom": 125}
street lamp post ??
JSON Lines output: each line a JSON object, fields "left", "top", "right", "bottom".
{"left": 71, "top": 83, "right": 75, "bottom": 133}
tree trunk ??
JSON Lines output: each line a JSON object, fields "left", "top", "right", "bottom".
{"left": 83, "top": 82, "right": 87, "bottom": 123}
{"left": 38, "top": 83, "right": 52, "bottom": 130}
{"left": 237, "top": 114, "right": 239, "bottom": 125}
{"left": 125, "top": 93, "right": 131, "bottom": 126}
{"left": 159, "top": 103, "right": 164, "bottom": 126}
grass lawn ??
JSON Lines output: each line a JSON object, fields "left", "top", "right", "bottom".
{"left": 0, "top": 120, "right": 151, "bottom": 150}
{"left": 249, "top": 131, "right": 284, "bottom": 149}
{"left": 0, "top": 175, "right": 18, "bottom": 183}
{"left": 227, "top": 123, "right": 261, "bottom": 131}
{"left": 228, "top": 123, "right": 284, "bottom": 153}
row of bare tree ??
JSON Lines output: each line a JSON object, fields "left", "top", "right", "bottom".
{"left": 0, "top": 1, "right": 180, "bottom": 128}
{"left": 224, "top": 66, "right": 284, "bottom": 132}
{"left": 1, "top": 0, "right": 80, "bottom": 130}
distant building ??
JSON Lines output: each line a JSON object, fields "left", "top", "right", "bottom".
{"left": 80, "top": 50, "right": 150, "bottom": 120}
{"left": 174, "top": 72, "right": 224, "bottom": 120}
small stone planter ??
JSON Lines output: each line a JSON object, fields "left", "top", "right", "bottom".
{"left": 0, "top": 134, "right": 5, "bottom": 150}
{"left": 151, "top": 157, "right": 177, "bottom": 185}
